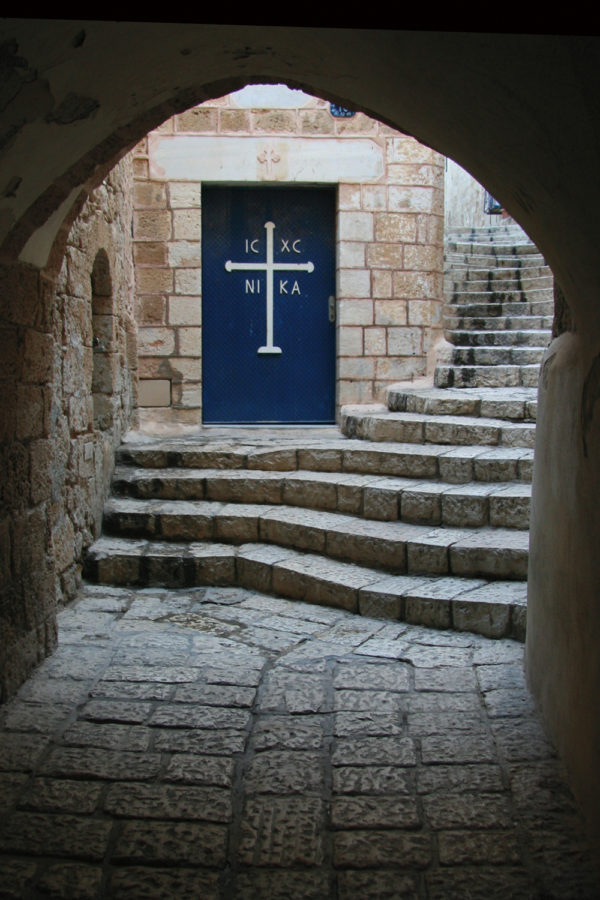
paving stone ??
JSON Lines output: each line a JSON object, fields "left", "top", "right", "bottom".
{"left": 104, "top": 781, "right": 232, "bottom": 821}
{"left": 0, "top": 812, "right": 112, "bottom": 860}
{"left": 260, "top": 670, "right": 329, "bottom": 713}
{"left": 0, "top": 701, "right": 72, "bottom": 734}
{"left": 421, "top": 733, "right": 497, "bottom": 764}
{"left": 34, "top": 863, "right": 103, "bottom": 899}
{"left": 39, "top": 747, "right": 162, "bottom": 780}
{"left": 333, "top": 661, "right": 411, "bottom": 692}
{"left": 238, "top": 797, "right": 325, "bottom": 866}
{"left": 0, "top": 773, "right": 28, "bottom": 814}
{"left": 251, "top": 714, "right": 326, "bottom": 750}
{"left": 414, "top": 667, "right": 478, "bottom": 692}
{"left": 332, "top": 765, "right": 413, "bottom": 795}
{"left": 113, "top": 819, "right": 227, "bottom": 865}
{"left": 438, "top": 829, "right": 521, "bottom": 865}
{"left": 333, "top": 830, "right": 432, "bottom": 868}
{"left": 0, "top": 733, "right": 50, "bottom": 771}
{"left": 163, "top": 753, "right": 235, "bottom": 786}
{"left": 149, "top": 703, "right": 251, "bottom": 730}
{"left": 233, "top": 868, "right": 331, "bottom": 900}
{"left": 417, "top": 763, "right": 504, "bottom": 794}
{"left": 245, "top": 750, "right": 325, "bottom": 794}
{"left": 334, "top": 711, "right": 403, "bottom": 737}
{"left": 152, "top": 727, "right": 247, "bottom": 755}
{"left": 423, "top": 793, "right": 513, "bottom": 829}
{"left": 332, "top": 736, "right": 416, "bottom": 767}
{"left": 425, "top": 866, "right": 538, "bottom": 899}
{"left": 18, "top": 778, "right": 103, "bottom": 814}
{"left": 491, "top": 717, "right": 556, "bottom": 761}
{"left": 331, "top": 796, "right": 421, "bottom": 829}
{"left": 107, "top": 866, "right": 220, "bottom": 900}
{"left": 336, "top": 870, "right": 420, "bottom": 900}
{"left": 173, "top": 683, "right": 256, "bottom": 706}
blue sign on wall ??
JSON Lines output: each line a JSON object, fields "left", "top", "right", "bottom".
{"left": 202, "top": 187, "right": 336, "bottom": 423}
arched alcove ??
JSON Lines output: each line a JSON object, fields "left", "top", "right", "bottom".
{"left": 91, "top": 248, "right": 115, "bottom": 430}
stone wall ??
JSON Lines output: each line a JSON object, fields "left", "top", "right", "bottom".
{"left": 132, "top": 91, "right": 445, "bottom": 427}
{"left": 0, "top": 159, "right": 136, "bottom": 700}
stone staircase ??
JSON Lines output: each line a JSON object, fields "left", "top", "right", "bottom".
{"left": 83, "top": 225, "right": 553, "bottom": 643}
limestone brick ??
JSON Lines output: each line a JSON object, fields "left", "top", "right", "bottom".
{"left": 387, "top": 327, "right": 423, "bottom": 356}
{"left": 219, "top": 109, "right": 251, "bottom": 132}
{"left": 372, "top": 270, "right": 393, "bottom": 299}
{"left": 133, "top": 210, "right": 171, "bottom": 241}
{"left": 338, "top": 212, "right": 373, "bottom": 242}
{"left": 137, "top": 328, "right": 175, "bottom": 356}
{"left": 169, "top": 296, "right": 202, "bottom": 326}
{"left": 168, "top": 183, "right": 202, "bottom": 208}
{"left": 339, "top": 357, "right": 375, "bottom": 379}
{"left": 364, "top": 327, "right": 387, "bottom": 356}
{"left": 375, "top": 213, "right": 417, "bottom": 243}
{"left": 138, "top": 380, "right": 171, "bottom": 407}
{"left": 135, "top": 268, "right": 173, "bottom": 295}
{"left": 388, "top": 186, "right": 435, "bottom": 213}
{"left": 334, "top": 113, "right": 377, "bottom": 134}
{"left": 133, "top": 182, "right": 167, "bottom": 208}
{"left": 134, "top": 243, "right": 167, "bottom": 266}
{"left": 376, "top": 357, "right": 427, "bottom": 381}
{"left": 136, "top": 296, "right": 166, "bottom": 326}
{"left": 254, "top": 110, "right": 296, "bottom": 133}
{"left": 338, "top": 269, "right": 371, "bottom": 298}
{"left": 175, "top": 108, "right": 218, "bottom": 132}
{"left": 164, "top": 358, "right": 202, "bottom": 382}
{"left": 404, "top": 245, "right": 441, "bottom": 272}
{"left": 338, "top": 326, "right": 363, "bottom": 356}
{"left": 22, "top": 331, "right": 53, "bottom": 383}
{"left": 361, "top": 185, "right": 387, "bottom": 210}
{"left": 168, "top": 241, "right": 202, "bottom": 268}
{"left": 174, "top": 269, "right": 202, "bottom": 296}
{"left": 16, "top": 385, "right": 45, "bottom": 440}
{"left": 386, "top": 138, "right": 437, "bottom": 164}
{"left": 171, "top": 209, "right": 201, "bottom": 241}
{"left": 338, "top": 380, "right": 375, "bottom": 405}
{"left": 132, "top": 158, "right": 149, "bottom": 179}
{"left": 393, "top": 271, "right": 440, "bottom": 299}
{"left": 366, "top": 244, "right": 404, "bottom": 269}
{"left": 177, "top": 326, "right": 202, "bottom": 357}
{"left": 387, "top": 163, "right": 443, "bottom": 187}
{"left": 338, "top": 184, "right": 361, "bottom": 210}
{"left": 409, "top": 298, "right": 439, "bottom": 325}
{"left": 338, "top": 243, "right": 365, "bottom": 268}
{"left": 299, "top": 110, "right": 335, "bottom": 134}
{"left": 338, "top": 300, "right": 373, "bottom": 326}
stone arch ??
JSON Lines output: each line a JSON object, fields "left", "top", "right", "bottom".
{"left": 2, "top": 23, "right": 600, "bottom": 845}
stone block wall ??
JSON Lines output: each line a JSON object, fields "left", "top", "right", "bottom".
{"left": 0, "top": 159, "right": 136, "bottom": 700}
{"left": 132, "top": 92, "right": 445, "bottom": 426}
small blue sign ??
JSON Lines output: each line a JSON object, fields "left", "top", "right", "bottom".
{"left": 330, "top": 104, "right": 356, "bottom": 118}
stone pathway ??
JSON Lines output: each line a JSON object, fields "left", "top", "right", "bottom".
{"left": 0, "top": 583, "right": 598, "bottom": 898}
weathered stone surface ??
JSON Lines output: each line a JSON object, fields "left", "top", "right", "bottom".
{"left": 332, "top": 796, "right": 420, "bottom": 829}
{"left": 238, "top": 797, "right": 325, "bottom": 866}
{"left": 108, "top": 866, "right": 220, "bottom": 900}
{"left": 245, "top": 750, "right": 325, "bottom": 794}
{"left": 104, "top": 782, "right": 232, "bottom": 821}
{"left": 0, "top": 813, "right": 112, "bottom": 860}
{"left": 334, "top": 829, "right": 432, "bottom": 868}
{"left": 114, "top": 819, "right": 227, "bottom": 865}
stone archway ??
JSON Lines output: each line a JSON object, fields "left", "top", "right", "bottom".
{"left": 2, "top": 22, "right": 600, "bottom": 845}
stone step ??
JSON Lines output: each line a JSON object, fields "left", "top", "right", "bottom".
{"left": 341, "top": 407, "right": 536, "bottom": 447}
{"left": 449, "top": 346, "right": 546, "bottom": 366}
{"left": 94, "top": 500, "right": 530, "bottom": 580}
{"left": 117, "top": 438, "right": 534, "bottom": 485}
{"left": 445, "top": 271, "right": 553, "bottom": 287}
{"left": 111, "top": 469, "right": 531, "bottom": 529}
{"left": 386, "top": 386, "right": 537, "bottom": 421}
{"left": 445, "top": 301, "right": 552, "bottom": 318}
{"left": 444, "top": 289, "right": 552, "bottom": 306}
{"left": 447, "top": 329, "right": 550, "bottom": 347}
{"left": 434, "top": 364, "right": 540, "bottom": 389}
{"left": 83, "top": 538, "right": 527, "bottom": 640}
{"left": 445, "top": 253, "right": 546, "bottom": 269}
{"left": 444, "top": 315, "right": 553, "bottom": 330}
{"left": 446, "top": 242, "right": 543, "bottom": 257}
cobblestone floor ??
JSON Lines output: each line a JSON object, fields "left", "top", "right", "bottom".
{"left": 1, "top": 583, "right": 598, "bottom": 899}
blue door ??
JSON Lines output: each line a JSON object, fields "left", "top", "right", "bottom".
{"left": 202, "top": 187, "right": 336, "bottom": 423}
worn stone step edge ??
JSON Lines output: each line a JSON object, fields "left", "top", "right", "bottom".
{"left": 83, "top": 538, "right": 527, "bottom": 641}
{"left": 434, "top": 365, "right": 540, "bottom": 390}
{"left": 445, "top": 301, "right": 552, "bottom": 317}
{"left": 444, "top": 315, "right": 553, "bottom": 330}
{"left": 101, "top": 498, "right": 530, "bottom": 580}
{"left": 386, "top": 387, "right": 537, "bottom": 422}
{"left": 449, "top": 348, "right": 546, "bottom": 366}
{"left": 116, "top": 440, "right": 535, "bottom": 484}
{"left": 447, "top": 329, "right": 549, "bottom": 347}
{"left": 341, "top": 408, "right": 537, "bottom": 448}
{"left": 110, "top": 475, "right": 532, "bottom": 529}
